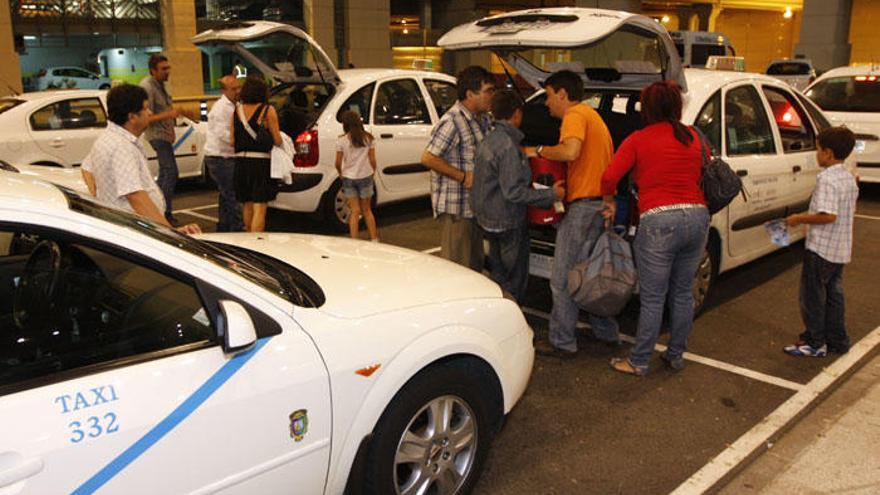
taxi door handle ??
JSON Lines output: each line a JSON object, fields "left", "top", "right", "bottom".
{"left": 49, "top": 138, "right": 65, "bottom": 148}
{"left": 0, "top": 456, "right": 44, "bottom": 487}
{"left": 380, "top": 133, "right": 394, "bottom": 139}
{"left": 736, "top": 169, "right": 748, "bottom": 177}
{"left": 792, "top": 165, "right": 802, "bottom": 173}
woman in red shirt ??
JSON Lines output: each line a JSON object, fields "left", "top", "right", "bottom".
{"left": 602, "top": 81, "right": 709, "bottom": 376}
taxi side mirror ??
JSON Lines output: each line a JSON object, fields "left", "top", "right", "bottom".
{"left": 218, "top": 300, "right": 257, "bottom": 353}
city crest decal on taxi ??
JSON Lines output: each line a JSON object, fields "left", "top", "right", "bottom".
{"left": 289, "top": 409, "right": 308, "bottom": 442}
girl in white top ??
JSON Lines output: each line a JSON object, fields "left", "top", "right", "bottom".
{"left": 335, "top": 111, "right": 379, "bottom": 240}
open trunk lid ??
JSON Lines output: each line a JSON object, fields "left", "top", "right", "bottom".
{"left": 438, "top": 8, "right": 686, "bottom": 92}
{"left": 192, "top": 21, "right": 339, "bottom": 85}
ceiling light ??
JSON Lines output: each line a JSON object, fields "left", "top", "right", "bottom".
{"left": 783, "top": 7, "right": 793, "bottom": 19}
{"left": 661, "top": 15, "right": 670, "bottom": 23}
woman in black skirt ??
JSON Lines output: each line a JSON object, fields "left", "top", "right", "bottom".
{"left": 231, "top": 75, "right": 281, "bottom": 232}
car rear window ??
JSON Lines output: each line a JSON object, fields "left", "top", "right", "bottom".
{"left": 768, "top": 62, "right": 811, "bottom": 75}
{"left": 806, "top": 76, "right": 880, "bottom": 112}
{"left": 0, "top": 99, "right": 23, "bottom": 115}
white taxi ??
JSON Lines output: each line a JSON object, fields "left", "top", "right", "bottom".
{"left": 0, "top": 173, "right": 532, "bottom": 494}
{"left": 193, "top": 22, "right": 458, "bottom": 230}
{"left": 805, "top": 65, "right": 880, "bottom": 183}
{"left": 0, "top": 90, "right": 205, "bottom": 180}
{"left": 440, "top": 7, "right": 842, "bottom": 312}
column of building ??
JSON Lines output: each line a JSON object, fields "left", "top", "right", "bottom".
{"left": 0, "top": 0, "right": 23, "bottom": 97}
{"left": 795, "top": 0, "right": 852, "bottom": 72}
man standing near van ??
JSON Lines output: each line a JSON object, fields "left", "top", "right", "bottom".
{"left": 525, "top": 70, "right": 620, "bottom": 357}
{"left": 140, "top": 54, "right": 181, "bottom": 224}
{"left": 204, "top": 75, "right": 244, "bottom": 232}
{"left": 421, "top": 66, "right": 494, "bottom": 270}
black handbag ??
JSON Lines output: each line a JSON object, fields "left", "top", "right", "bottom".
{"left": 694, "top": 128, "right": 745, "bottom": 214}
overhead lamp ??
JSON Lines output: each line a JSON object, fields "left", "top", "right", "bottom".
{"left": 661, "top": 15, "right": 670, "bottom": 24}
{"left": 783, "top": 7, "right": 793, "bottom": 19}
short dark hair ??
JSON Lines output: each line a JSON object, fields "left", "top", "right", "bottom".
{"left": 456, "top": 65, "right": 493, "bottom": 101}
{"left": 148, "top": 54, "right": 168, "bottom": 71}
{"left": 107, "top": 84, "right": 148, "bottom": 126}
{"left": 490, "top": 89, "right": 523, "bottom": 120}
{"left": 817, "top": 126, "right": 855, "bottom": 160}
{"left": 543, "top": 70, "right": 583, "bottom": 102}
{"left": 239, "top": 75, "right": 269, "bottom": 104}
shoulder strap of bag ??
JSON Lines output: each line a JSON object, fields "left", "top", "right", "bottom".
{"left": 236, "top": 103, "right": 258, "bottom": 141}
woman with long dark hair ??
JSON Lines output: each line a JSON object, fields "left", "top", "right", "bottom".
{"left": 335, "top": 111, "right": 378, "bottom": 240}
{"left": 231, "top": 75, "right": 282, "bottom": 232}
{"left": 601, "top": 81, "right": 709, "bottom": 376}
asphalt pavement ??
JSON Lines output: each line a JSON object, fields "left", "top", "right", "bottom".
{"left": 171, "top": 181, "right": 880, "bottom": 494}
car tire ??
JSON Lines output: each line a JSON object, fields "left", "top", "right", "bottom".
{"left": 322, "top": 179, "right": 350, "bottom": 232}
{"left": 362, "top": 360, "right": 497, "bottom": 495}
{"left": 693, "top": 234, "right": 719, "bottom": 316}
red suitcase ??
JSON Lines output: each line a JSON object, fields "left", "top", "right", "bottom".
{"left": 527, "top": 156, "right": 567, "bottom": 225}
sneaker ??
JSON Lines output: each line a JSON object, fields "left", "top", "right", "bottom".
{"left": 783, "top": 342, "right": 827, "bottom": 357}
{"left": 660, "top": 352, "right": 685, "bottom": 371}
{"left": 534, "top": 339, "right": 577, "bottom": 359}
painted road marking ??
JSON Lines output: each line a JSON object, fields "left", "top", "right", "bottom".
{"left": 521, "top": 306, "right": 804, "bottom": 392}
{"left": 176, "top": 210, "right": 219, "bottom": 222}
{"left": 855, "top": 213, "right": 880, "bottom": 221}
{"left": 672, "top": 324, "right": 880, "bottom": 494}
{"left": 173, "top": 203, "right": 218, "bottom": 214}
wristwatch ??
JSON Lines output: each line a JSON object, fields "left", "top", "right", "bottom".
{"left": 536, "top": 145, "right": 544, "bottom": 158}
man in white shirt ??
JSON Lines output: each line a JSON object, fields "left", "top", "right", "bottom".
{"left": 205, "top": 75, "right": 243, "bottom": 232}
{"left": 81, "top": 84, "right": 200, "bottom": 234}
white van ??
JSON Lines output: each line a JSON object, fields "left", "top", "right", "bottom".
{"left": 670, "top": 31, "right": 736, "bottom": 68}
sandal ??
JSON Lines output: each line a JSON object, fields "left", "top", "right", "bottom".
{"left": 609, "top": 357, "right": 648, "bottom": 376}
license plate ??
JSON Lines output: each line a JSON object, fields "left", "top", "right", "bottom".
{"left": 529, "top": 252, "right": 554, "bottom": 279}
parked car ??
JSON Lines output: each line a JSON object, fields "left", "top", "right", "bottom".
{"left": 34, "top": 67, "right": 112, "bottom": 91}
{"left": 766, "top": 59, "right": 816, "bottom": 91}
{"left": 0, "top": 159, "right": 87, "bottom": 192}
{"left": 0, "top": 172, "right": 533, "bottom": 494}
{"left": 440, "top": 7, "right": 845, "bottom": 313}
{"left": 193, "top": 21, "right": 458, "bottom": 230}
{"left": 0, "top": 90, "right": 205, "bottom": 180}
{"left": 670, "top": 30, "right": 736, "bottom": 68}
{"left": 805, "top": 65, "right": 880, "bottom": 183}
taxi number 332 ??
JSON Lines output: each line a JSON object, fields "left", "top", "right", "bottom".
{"left": 69, "top": 413, "right": 119, "bottom": 443}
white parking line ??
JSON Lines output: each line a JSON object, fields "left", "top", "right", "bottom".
{"left": 855, "top": 213, "right": 880, "bottom": 221}
{"left": 521, "top": 306, "right": 804, "bottom": 391}
{"left": 672, "top": 324, "right": 880, "bottom": 494}
{"left": 176, "top": 210, "right": 219, "bottom": 222}
{"left": 174, "top": 203, "right": 218, "bottom": 214}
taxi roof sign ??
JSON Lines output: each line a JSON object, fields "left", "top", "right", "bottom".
{"left": 705, "top": 56, "right": 746, "bottom": 72}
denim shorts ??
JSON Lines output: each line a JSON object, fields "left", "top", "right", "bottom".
{"left": 342, "top": 176, "right": 374, "bottom": 199}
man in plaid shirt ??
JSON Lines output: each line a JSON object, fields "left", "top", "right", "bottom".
{"left": 421, "top": 66, "right": 494, "bottom": 270}
{"left": 784, "top": 126, "right": 859, "bottom": 357}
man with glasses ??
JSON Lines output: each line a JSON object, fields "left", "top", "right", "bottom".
{"left": 421, "top": 66, "right": 495, "bottom": 270}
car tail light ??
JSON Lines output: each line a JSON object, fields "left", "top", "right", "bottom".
{"left": 294, "top": 129, "right": 319, "bottom": 167}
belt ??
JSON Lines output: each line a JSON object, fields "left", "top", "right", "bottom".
{"left": 641, "top": 203, "right": 706, "bottom": 219}
{"left": 235, "top": 151, "right": 272, "bottom": 159}
{"left": 572, "top": 196, "right": 603, "bottom": 203}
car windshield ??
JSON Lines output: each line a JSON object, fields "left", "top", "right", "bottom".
{"left": 806, "top": 76, "right": 880, "bottom": 112}
{"left": 0, "top": 99, "right": 23, "bottom": 115}
{"left": 768, "top": 63, "right": 811, "bottom": 75}
{"left": 59, "top": 187, "right": 324, "bottom": 307}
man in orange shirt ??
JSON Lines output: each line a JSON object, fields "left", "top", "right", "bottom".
{"left": 525, "top": 70, "right": 620, "bottom": 358}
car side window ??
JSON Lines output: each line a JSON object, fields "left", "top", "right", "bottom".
{"left": 796, "top": 93, "right": 832, "bottom": 132}
{"left": 336, "top": 83, "right": 375, "bottom": 123}
{"left": 695, "top": 90, "right": 722, "bottom": 153}
{"left": 373, "top": 79, "right": 430, "bottom": 125}
{"left": 761, "top": 86, "right": 816, "bottom": 153}
{"left": 0, "top": 228, "right": 214, "bottom": 391}
{"left": 724, "top": 85, "right": 776, "bottom": 156}
{"left": 423, "top": 79, "right": 457, "bottom": 118}
{"left": 30, "top": 98, "right": 108, "bottom": 131}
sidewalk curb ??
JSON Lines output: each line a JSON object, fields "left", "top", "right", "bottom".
{"left": 671, "top": 324, "right": 880, "bottom": 495}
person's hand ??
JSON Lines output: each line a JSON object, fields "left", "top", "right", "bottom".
{"left": 463, "top": 171, "right": 474, "bottom": 189}
{"left": 552, "top": 180, "right": 565, "bottom": 201}
{"left": 602, "top": 198, "right": 616, "bottom": 222}
{"left": 523, "top": 146, "right": 537, "bottom": 158}
{"left": 176, "top": 223, "right": 202, "bottom": 235}
{"left": 785, "top": 214, "right": 800, "bottom": 227}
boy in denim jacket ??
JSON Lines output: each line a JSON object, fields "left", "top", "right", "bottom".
{"left": 784, "top": 126, "right": 859, "bottom": 357}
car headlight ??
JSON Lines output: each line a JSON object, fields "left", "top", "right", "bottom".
{"left": 0, "top": 160, "right": 20, "bottom": 173}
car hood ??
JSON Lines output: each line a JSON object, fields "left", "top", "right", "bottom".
{"left": 11, "top": 163, "right": 88, "bottom": 193}
{"left": 200, "top": 233, "right": 502, "bottom": 318}
{"left": 438, "top": 7, "right": 686, "bottom": 92}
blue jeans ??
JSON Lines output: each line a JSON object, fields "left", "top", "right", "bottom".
{"left": 150, "top": 139, "right": 178, "bottom": 218}
{"left": 549, "top": 200, "right": 620, "bottom": 352}
{"left": 629, "top": 207, "right": 709, "bottom": 368}
{"left": 798, "top": 250, "right": 849, "bottom": 352}
{"left": 205, "top": 156, "right": 243, "bottom": 232}
{"left": 485, "top": 226, "right": 530, "bottom": 304}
